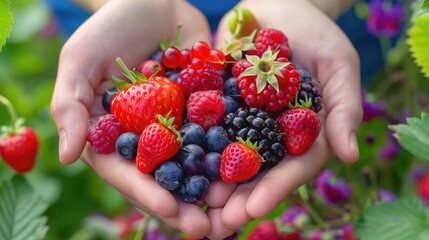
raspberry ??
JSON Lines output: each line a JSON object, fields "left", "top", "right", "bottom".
{"left": 177, "top": 62, "right": 225, "bottom": 98}
{"left": 232, "top": 59, "right": 253, "bottom": 78}
{"left": 187, "top": 91, "right": 226, "bottom": 131}
{"left": 247, "top": 28, "right": 291, "bottom": 58}
{"left": 87, "top": 114, "right": 125, "bottom": 154}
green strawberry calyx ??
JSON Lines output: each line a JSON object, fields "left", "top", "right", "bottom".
{"left": 240, "top": 48, "right": 290, "bottom": 94}
{"left": 160, "top": 25, "right": 182, "bottom": 50}
{"left": 0, "top": 95, "right": 25, "bottom": 138}
{"left": 288, "top": 92, "right": 313, "bottom": 109}
{"left": 236, "top": 137, "right": 265, "bottom": 162}
{"left": 156, "top": 111, "right": 182, "bottom": 143}
{"left": 222, "top": 29, "right": 256, "bottom": 61}
{"left": 109, "top": 57, "right": 149, "bottom": 94}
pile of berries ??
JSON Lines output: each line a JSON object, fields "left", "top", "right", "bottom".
{"left": 86, "top": 9, "right": 323, "bottom": 204}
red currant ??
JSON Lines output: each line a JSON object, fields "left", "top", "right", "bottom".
{"left": 191, "top": 58, "right": 205, "bottom": 70}
{"left": 137, "top": 60, "right": 165, "bottom": 77}
{"left": 207, "top": 49, "right": 227, "bottom": 70}
{"left": 190, "top": 41, "right": 211, "bottom": 61}
{"left": 180, "top": 49, "right": 191, "bottom": 69}
{"left": 162, "top": 47, "right": 184, "bottom": 69}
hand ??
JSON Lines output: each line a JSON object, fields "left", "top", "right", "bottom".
{"left": 50, "top": 0, "right": 215, "bottom": 237}
{"left": 206, "top": 0, "right": 362, "bottom": 238}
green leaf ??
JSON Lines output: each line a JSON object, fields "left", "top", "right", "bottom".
{"left": 0, "top": 0, "right": 13, "bottom": 52}
{"left": 422, "top": 0, "right": 429, "bottom": 12}
{"left": 355, "top": 197, "right": 429, "bottom": 240}
{"left": 112, "top": 76, "right": 131, "bottom": 90}
{"left": 389, "top": 113, "right": 429, "bottom": 162}
{"left": 407, "top": 15, "right": 429, "bottom": 78}
{"left": 0, "top": 176, "right": 49, "bottom": 240}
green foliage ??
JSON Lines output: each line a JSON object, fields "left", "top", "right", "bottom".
{"left": 0, "top": 176, "right": 49, "bottom": 240}
{"left": 390, "top": 113, "right": 429, "bottom": 163}
{"left": 355, "top": 197, "right": 429, "bottom": 240}
{"left": 0, "top": 0, "right": 13, "bottom": 52}
{"left": 408, "top": 1, "right": 429, "bottom": 78}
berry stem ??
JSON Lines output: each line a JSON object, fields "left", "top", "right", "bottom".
{"left": 0, "top": 95, "right": 18, "bottom": 126}
{"left": 173, "top": 24, "right": 183, "bottom": 47}
{"left": 134, "top": 214, "right": 152, "bottom": 240}
{"left": 233, "top": 8, "right": 244, "bottom": 38}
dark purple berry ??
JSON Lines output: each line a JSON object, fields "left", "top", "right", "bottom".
{"left": 155, "top": 161, "right": 184, "bottom": 190}
{"left": 205, "top": 126, "right": 230, "bottom": 153}
{"left": 224, "top": 77, "right": 240, "bottom": 96}
{"left": 222, "top": 96, "right": 239, "bottom": 115}
{"left": 179, "top": 123, "right": 205, "bottom": 147}
{"left": 180, "top": 144, "right": 205, "bottom": 174}
{"left": 177, "top": 175, "right": 210, "bottom": 203}
{"left": 101, "top": 87, "right": 117, "bottom": 113}
{"left": 115, "top": 132, "right": 139, "bottom": 160}
{"left": 149, "top": 50, "right": 163, "bottom": 63}
{"left": 203, "top": 152, "right": 221, "bottom": 181}
{"left": 167, "top": 72, "right": 180, "bottom": 82}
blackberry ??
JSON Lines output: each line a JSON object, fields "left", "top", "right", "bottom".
{"left": 223, "top": 107, "right": 285, "bottom": 168}
{"left": 296, "top": 66, "right": 323, "bottom": 113}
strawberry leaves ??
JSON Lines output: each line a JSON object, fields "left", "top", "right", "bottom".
{"left": 0, "top": 0, "right": 13, "bottom": 52}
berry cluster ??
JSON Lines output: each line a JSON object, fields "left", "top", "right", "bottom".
{"left": 86, "top": 9, "right": 324, "bottom": 204}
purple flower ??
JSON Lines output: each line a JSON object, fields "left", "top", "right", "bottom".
{"left": 362, "top": 89, "right": 385, "bottom": 122}
{"left": 378, "top": 189, "right": 397, "bottom": 202}
{"left": 378, "top": 130, "right": 401, "bottom": 160}
{"left": 279, "top": 204, "right": 310, "bottom": 227}
{"left": 316, "top": 169, "right": 352, "bottom": 205}
{"left": 367, "top": 0, "right": 405, "bottom": 37}
{"left": 309, "top": 229, "right": 323, "bottom": 240}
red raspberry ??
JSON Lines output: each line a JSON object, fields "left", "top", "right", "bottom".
{"left": 187, "top": 91, "right": 226, "bottom": 131}
{"left": 177, "top": 62, "right": 225, "bottom": 98}
{"left": 232, "top": 59, "right": 253, "bottom": 78}
{"left": 247, "top": 28, "right": 291, "bottom": 58}
{"left": 87, "top": 114, "right": 124, "bottom": 154}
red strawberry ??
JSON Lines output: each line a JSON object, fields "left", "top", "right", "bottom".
{"left": 137, "top": 60, "right": 165, "bottom": 77}
{"left": 247, "top": 220, "right": 283, "bottom": 240}
{"left": 237, "top": 48, "right": 300, "bottom": 112}
{"left": 0, "top": 127, "right": 38, "bottom": 174}
{"left": 232, "top": 59, "right": 253, "bottom": 78}
{"left": 110, "top": 58, "right": 185, "bottom": 133}
{"left": 87, "top": 114, "right": 124, "bottom": 154}
{"left": 276, "top": 99, "right": 321, "bottom": 155}
{"left": 220, "top": 138, "right": 262, "bottom": 183}
{"left": 247, "top": 28, "right": 291, "bottom": 58}
{"left": 187, "top": 91, "right": 226, "bottom": 131}
{"left": 177, "top": 62, "right": 225, "bottom": 98}
{"left": 136, "top": 113, "right": 182, "bottom": 174}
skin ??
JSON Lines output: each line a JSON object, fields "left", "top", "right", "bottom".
{"left": 51, "top": 0, "right": 362, "bottom": 239}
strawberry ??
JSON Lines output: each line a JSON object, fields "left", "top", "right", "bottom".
{"left": 237, "top": 48, "right": 300, "bottom": 112}
{"left": 220, "top": 138, "right": 262, "bottom": 183}
{"left": 136, "top": 112, "right": 182, "bottom": 174}
{"left": 110, "top": 58, "right": 185, "bottom": 133}
{"left": 247, "top": 220, "right": 283, "bottom": 240}
{"left": 176, "top": 62, "right": 225, "bottom": 98}
{"left": 247, "top": 28, "right": 291, "bottom": 58}
{"left": 0, "top": 95, "right": 38, "bottom": 174}
{"left": 276, "top": 97, "right": 321, "bottom": 156}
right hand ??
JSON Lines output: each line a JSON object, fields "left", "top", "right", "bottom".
{"left": 50, "top": 0, "right": 216, "bottom": 237}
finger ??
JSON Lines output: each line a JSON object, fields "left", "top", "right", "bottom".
{"left": 206, "top": 208, "right": 237, "bottom": 240}
{"left": 204, "top": 180, "right": 237, "bottom": 208}
{"left": 221, "top": 180, "right": 259, "bottom": 229}
{"left": 246, "top": 128, "right": 331, "bottom": 219}
{"left": 318, "top": 57, "right": 362, "bottom": 163}
{"left": 81, "top": 144, "right": 178, "bottom": 218}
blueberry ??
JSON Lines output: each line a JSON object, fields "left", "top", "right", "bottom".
{"left": 155, "top": 161, "right": 184, "bottom": 190}
{"left": 177, "top": 175, "right": 210, "bottom": 203}
{"left": 224, "top": 77, "right": 240, "bottom": 96}
{"left": 115, "top": 132, "right": 140, "bottom": 160}
{"left": 180, "top": 144, "right": 205, "bottom": 174}
{"left": 149, "top": 50, "right": 163, "bottom": 63}
{"left": 101, "top": 87, "right": 117, "bottom": 114}
{"left": 205, "top": 126, "right": 230, "bottom": 153}
{"left": 179, "top": 123, "right": 205, "bottom": 147}
{"left": 167, "top": 72, "right": 180, "bottom": 82}
{"left": 203, "top": 152, "right": 221, "bottom": 181}
{"left": 222, "top": 96, "right": 238, "bottom": 115}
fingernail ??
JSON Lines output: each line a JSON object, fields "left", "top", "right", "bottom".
{"left": 349, "top": 132, "right": 358, "bottom": 152}
{"left": 59, "top": 130, "right": 68, "bottom": 161}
